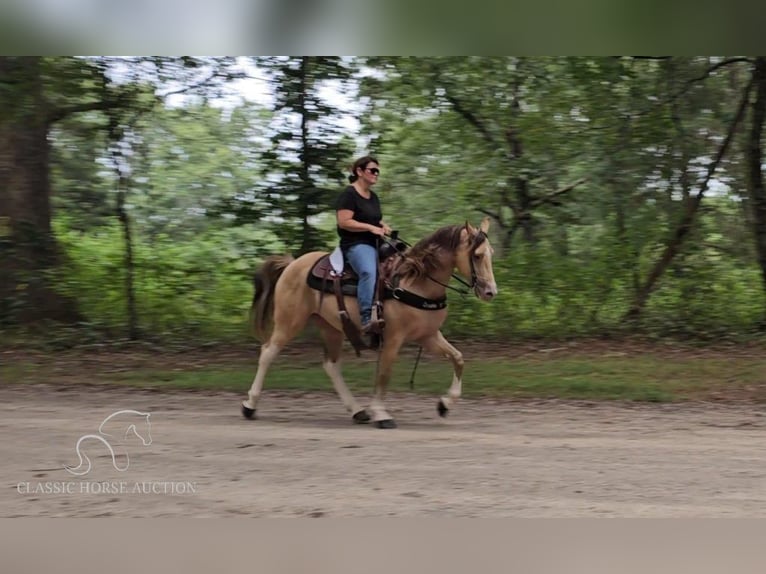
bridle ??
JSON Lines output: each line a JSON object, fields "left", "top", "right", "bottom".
{"left": 431, "top": 230, "right": 489, "bottom": 297}
{"left": 467, "top": 231, "right": 490, "bottom": 291}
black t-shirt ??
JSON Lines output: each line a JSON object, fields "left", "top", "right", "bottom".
{"left": 335, "top": 185, "right": 382, "bottom": 249}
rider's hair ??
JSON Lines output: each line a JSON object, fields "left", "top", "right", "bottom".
{"left": 348, "top": 155, "right": 379, "bottom": 183}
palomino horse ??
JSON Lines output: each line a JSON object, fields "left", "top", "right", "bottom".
{"left": 241, "top": 217, "right": 498, "bottom": 429}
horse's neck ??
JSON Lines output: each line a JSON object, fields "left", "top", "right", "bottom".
{"left": 396, "top": 259, "right": 454, "bottom": 300}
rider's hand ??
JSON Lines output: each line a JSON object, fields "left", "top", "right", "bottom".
{"left": 382, "top": 224, "right": 392, "bottom": 236}
{"left": 370, "top": 225, "right": 386, "bottom": 237}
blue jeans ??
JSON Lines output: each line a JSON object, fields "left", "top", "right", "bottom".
{"left": 345, "top": 243, "right": 377, "bottom": 324}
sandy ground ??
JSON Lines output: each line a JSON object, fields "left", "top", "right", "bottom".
{"left": 2, "top": 383, "right": 766, "bottom": 517}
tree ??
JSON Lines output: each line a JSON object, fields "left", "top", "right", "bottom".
{"left": 621, "top": 58, "right": 755, "bottom": 322}
{"left": 358, "top": 57, "right": 588, "bottom": 250}
{"left": 235, "top": 57, "right": 357, "bottom": 255}
{"left": 0, "top": 57, "right": 120, "bottom": 323}
{"left": 745, "top": 57, "right": 766, "bottom": 320}
{"left": 0, "top": 56, "right": 242, "bottom": 325}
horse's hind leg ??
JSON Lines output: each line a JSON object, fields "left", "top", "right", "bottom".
{"left": 242, "top": 315, "right": 307, "bottom": 419}
{"left": 316, "top": 318, "right": 370, "bottom": 424}
{"left": 419, "top": 330, "right": 464, "bottom": 417}
{"left": 241, "top": 337, "right": 282, "bottom": 418}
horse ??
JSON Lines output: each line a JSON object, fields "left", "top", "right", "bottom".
{"left": 241, "top": 217, "right": 498, "bottom": 429}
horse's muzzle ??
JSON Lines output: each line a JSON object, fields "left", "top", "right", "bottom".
{"left": 475, "top": 281, "right": 498, "bottom": 301}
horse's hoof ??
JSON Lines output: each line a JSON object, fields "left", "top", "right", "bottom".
{"left": 352, "top": 409, "right": 371, "bottom": 424}
{"left": 241, "top": 403, "right": 256, "bottom": 420}
{"left": 437, "top": 400, "right": 449, "bottom": 418}
{"left": 375, "top": 419, "right": 397, "bottom": 429}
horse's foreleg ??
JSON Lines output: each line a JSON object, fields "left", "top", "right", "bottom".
{"left": 317, "top": 320, "right": 370, "bottom": 423}
{"left": 370, "top": 333, "right": 405, "bottom": 429}
{"left": 420, "top": 331, "right": 464, "bottom": 417}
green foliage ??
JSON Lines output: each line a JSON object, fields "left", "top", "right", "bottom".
{"left": 440, "top": 195, "right": 765, "bottom": 340}
{"left": 53, "top": 218, "right": 283, "bottom": 340}
{"left": 5, "top": 56, "right": 766, "bottom": 344}
{"left": 358, "top": 56, "right": 766, "bottom": 340}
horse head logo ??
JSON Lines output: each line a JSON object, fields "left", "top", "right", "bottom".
{"left": 65, "top": 410, "right": 152, "bottom": 476}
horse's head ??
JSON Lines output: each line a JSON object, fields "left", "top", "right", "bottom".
{"left": 456, "top": 217, "right": 498, "bottom": 301}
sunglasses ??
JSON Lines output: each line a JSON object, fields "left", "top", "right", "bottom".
{"left": 365, "top": 168, "right": 380, "bottom": 176}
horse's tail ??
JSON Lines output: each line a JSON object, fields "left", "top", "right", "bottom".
{"left": 250, "top": 255, "right": 294, "bottom": 341}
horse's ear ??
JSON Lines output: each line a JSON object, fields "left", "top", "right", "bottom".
{"left": 462, "top": 220, "right": 473, "bottom": 242}
{"left": 480, "top": 216, "right": 491, "bottom": 233}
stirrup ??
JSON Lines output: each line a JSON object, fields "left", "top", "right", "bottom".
{"left": 361, "top": 321, "right": 376, "bottom": 335}
{"left": 362, "top": 319, "right": 384, "bottom": 335}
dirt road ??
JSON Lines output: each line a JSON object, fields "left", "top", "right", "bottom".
{"left": 2, "top": 384, "right": 766, "bottom": 517}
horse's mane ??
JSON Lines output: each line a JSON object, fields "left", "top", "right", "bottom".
{"left": 395, "top": 225, "right": 464, "bottom": 281}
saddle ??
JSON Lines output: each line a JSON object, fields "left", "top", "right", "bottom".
{"left": 307, "top": 247, "right": 360, "bottom": 297}
{"left": 306, "top": 242, "right": 405, "bottom": 355}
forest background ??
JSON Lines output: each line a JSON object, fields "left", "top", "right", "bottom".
{"left": 2, "top": 56, "right": 766, "bottom": 350}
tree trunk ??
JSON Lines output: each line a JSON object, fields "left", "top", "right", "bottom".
{"left": 610, "top": 115, "right": 641, "bottom": 294}
{"left": 115, "top": 164, "right": 139, "bottom": 340}
{"left": 506, "top": 81, "right": 537, "bottom": 245}
{"left": 746, "top": 57, "right": 766, "bottom": 317}
{"left": 0, "top": 57, "right": 81, "bottom": 324}
{"left": 623, "top": 76, "right": 754, "bottom": 322}
{"left": 297, "top": 57, "right": 313, "bottom": 256}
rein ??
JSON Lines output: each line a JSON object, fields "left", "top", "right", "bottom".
{"left": 426, "top": 273, "right": 472, "bottom": 297}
